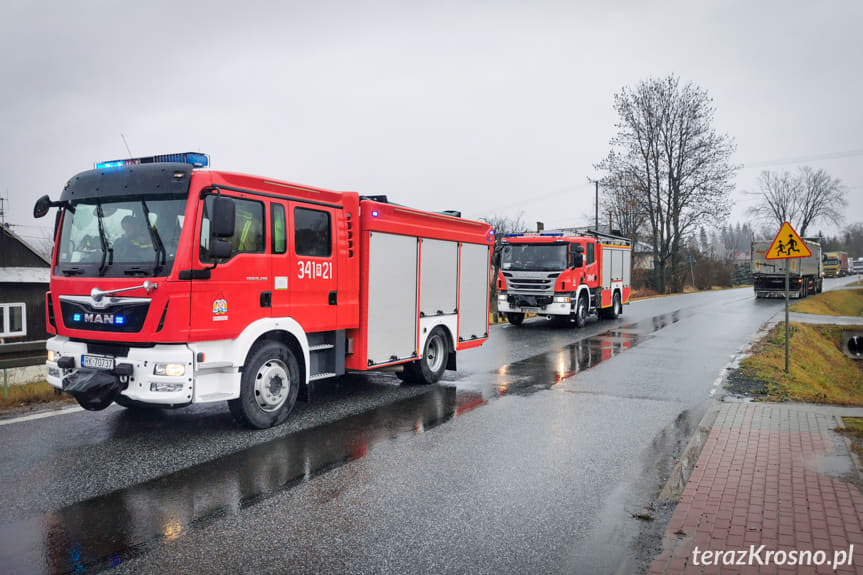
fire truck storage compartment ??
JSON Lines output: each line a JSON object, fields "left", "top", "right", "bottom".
{"left": 366, "top": 231, "right": 419, "bottom": 365}
{"left": 458, "top": 242, "right": 490, "bottom": 342}
{"left": 602, "top": 246, "right": 630, "bottom": 288}
{"left": 420, "top": 238, "right": 458, "bottom": 317}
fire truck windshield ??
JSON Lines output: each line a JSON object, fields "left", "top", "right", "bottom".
{"left": 57, "top": 198, "right": 186, "bottom": 277}
{"left": 501, "top": 243, "right": 567, "bottom": 271}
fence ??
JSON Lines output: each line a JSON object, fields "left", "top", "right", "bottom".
{"left": 0, "top": 340, "right": 47, "bottom": 397}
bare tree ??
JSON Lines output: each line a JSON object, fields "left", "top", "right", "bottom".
{"left": 748, "top": 166, "right": 847, "bottom": 237}
{"left": 599, "top": 173, "right": 647, "bottom": 244}
{"left": 797, "top": 167, "right": 847, "bottom": 236}
{"left": 747, "top": 170, "right": 801, "bottom": 229}
{"left": 596, "top": 75, "right": 737, "bottom": 293}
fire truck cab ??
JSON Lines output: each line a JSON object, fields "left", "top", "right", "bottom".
{"left": 34, "top": 153, "right": 493, "bottom": 428}
{"left": 496, "top": 230, "right": 631, "bottom": 326}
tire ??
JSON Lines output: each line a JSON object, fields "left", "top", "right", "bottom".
{"left": 507, "top": 312, "right": 525, "bottom": 326}
{"left": 413, "top": 327, "right": 449, "bottom": 384}
{"left": 608, "top": 291, "right": 622, "bottom": 319}
{"left": 573, "top": 294, "right": 587, "bottom": 328}
{"left": 229, "top": 341, "right": 299, "bottom": 429}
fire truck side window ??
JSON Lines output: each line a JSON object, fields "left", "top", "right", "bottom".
{"left": 200, "top": 196, "right": 264, "bottom": 262}
{"left": 294, "top": 207, "right": 331, "bottom": 257}
{"left": 271, "top": 204, "right": 287, "bottom": 254}
{"left": 587, "top": 243, "right": 595, "bottom": 265}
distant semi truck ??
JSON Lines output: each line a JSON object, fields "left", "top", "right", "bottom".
{"left": 751, "top": 239, "right": 823, "bottom": 298}
{"left": 823, "top": 251, "right": 849, "bottom": 278}
{"left": 852, "top": 258, "right": 863, "bottom": 275}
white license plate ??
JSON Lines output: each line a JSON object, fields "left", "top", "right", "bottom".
{"left": 82, "top": 354, "right": 114, "bottom": 370}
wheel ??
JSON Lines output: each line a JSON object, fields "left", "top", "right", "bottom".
{"left": 607, "top": 291, "right": 621, "bottom": 319}
{"left": 573, "top": 295, "right": 587, "bottom": 328}
{"left": 410, "top": 327, "right": 449, "bottom": 385}
{"left": 229, "top": 341, "right": 299, "bottom": 429}
{"left": 506, "top": 312, "right": 525, "bottom": 326}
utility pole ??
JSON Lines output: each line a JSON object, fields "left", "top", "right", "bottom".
{"left": 594, "top": 180, "right": 599, "bottom": 231}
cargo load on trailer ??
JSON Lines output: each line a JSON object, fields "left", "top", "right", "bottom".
{"left": 34, "top": 153, "right": 493, "bottom": 428}
{"left": 751, "top": 239, "right": 823, "bottom": 298}
{"left": 496, "top": 230, "right": 631, "bottom": 327}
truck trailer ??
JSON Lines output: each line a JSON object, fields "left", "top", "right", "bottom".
{"left": 751, "top": 239, "right": 823, "bottom": 298}
{"left": 34, "top": 153, "right": 493, "bottom": 428}
{"left": 496, "top": 230, "right": 632, "bottom": 326}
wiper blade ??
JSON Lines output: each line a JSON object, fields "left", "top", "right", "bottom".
{"left": 61, "top": 267, "right": 84, "bottom": 276}
{"left": 140, "top": 200, "right": 167, "bottom": 275}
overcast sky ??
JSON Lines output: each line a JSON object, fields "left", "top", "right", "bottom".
{"left": 1, "top": 0, "right": 861, "bottom": 249}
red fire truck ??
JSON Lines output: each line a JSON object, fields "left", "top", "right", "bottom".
{"left": 496, "top": 230, "right": 632, "bottom": 326}
{"left": 34, "top": 153, "right": 493, "bottom": 428}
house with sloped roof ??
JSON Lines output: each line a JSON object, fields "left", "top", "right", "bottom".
{"left": 0, "top": 225, "right": 50, "bottom": 343}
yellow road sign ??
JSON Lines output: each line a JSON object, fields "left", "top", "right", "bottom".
{"left": 766, "top": 222, "right": 811, "bottom": 259}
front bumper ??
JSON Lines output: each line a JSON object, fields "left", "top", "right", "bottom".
{"left": 498, "top": 293, "right": 572, "bottom": 316}
{"left": 46, "top": 336, "right": 194, "bottom": 406}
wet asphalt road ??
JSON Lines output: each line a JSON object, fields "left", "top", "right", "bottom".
{"left": 0, "top": 278, "right": 858, "bottom": 574}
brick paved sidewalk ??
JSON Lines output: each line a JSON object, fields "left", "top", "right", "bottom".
{"left": 649, "top": 403, "right": 863, "bottom": 575}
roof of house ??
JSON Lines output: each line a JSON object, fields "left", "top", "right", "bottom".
{"left": 0, "top": 225, "right": 51, "bottom": 270}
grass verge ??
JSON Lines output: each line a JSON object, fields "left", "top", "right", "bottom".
{"left": 836, "top": 417, "right": 863, "bottom": 458}
{"left": 0, "top": 381, "right": 74, "bottom": 411}
{"left": 790, "top": 288, "right": 863, "bottom": 317}
{"left": 736, "top": 322, "right": 863, "bottom": 405}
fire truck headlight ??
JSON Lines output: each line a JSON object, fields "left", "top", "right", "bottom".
{"left": 498, "top": 293, "right": 507, "bottom": 301}
{"left": 554, "top": 296, "right": 571, "bottom": 303}
{"left": 154, "top": 363, "right": 185, "bottom": 377}
{"left": 47, "top": 350, "right": 59, "bottom": 363}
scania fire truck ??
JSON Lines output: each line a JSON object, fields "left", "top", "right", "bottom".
{"left": 34, "top": 153, "right": 493, "bottom": 428}
{"left": 496, "top": 230, "right": 632, "bottom": 326}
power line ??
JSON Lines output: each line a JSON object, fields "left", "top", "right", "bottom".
{"left": 740, "top": 148, "right": 863, "bottom": 170}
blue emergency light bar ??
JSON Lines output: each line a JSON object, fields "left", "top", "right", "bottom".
{"left": 96, "top": 152, "right": 209, "bottom": 170}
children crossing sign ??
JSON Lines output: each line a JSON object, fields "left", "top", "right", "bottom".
{"left": 766, "top": 222, "right": 811, "bottom": 259}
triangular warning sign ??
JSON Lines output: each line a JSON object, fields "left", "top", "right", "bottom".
{"left": 766, "top": 222, "right": 811, "bottom": 259}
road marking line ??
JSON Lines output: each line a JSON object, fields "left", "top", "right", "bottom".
{"left": 0, "top": 405, "right": 84, "bottom": 426}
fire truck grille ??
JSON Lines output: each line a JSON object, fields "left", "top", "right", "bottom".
{"left": 502, "top": 272, "right": 559, "bottom": 294}
{"left": 59, "top": 299, "right": 150, "bottom": 333}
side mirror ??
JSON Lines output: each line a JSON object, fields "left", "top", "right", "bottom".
{"left": 34, "top": 195, "right": 53, "bottom": 219}
{"left": 210, "top": 239, "right": 233, "bottom": 259}
{"left": 211, "top": 196, "right": 236, "bottom": 238}
{"left": 574, "top": 254, "right": 584, "bottom": 268}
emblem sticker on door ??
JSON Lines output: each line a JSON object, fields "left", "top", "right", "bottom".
{"left": 212, "top": 297, "right": 229, "bottom": 321}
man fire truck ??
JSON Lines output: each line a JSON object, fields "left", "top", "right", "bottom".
{"left": 496, "top": 230, "right": 631, "bottom": 326}
{"left": 34, "top": 153, "right": 493, "bottom": 428}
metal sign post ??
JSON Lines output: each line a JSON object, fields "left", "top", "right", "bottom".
{"left": 765, "top": 221, "right": 811, "bottom": 375}
{"left": 785, "top": 265, "right": 790, "bottom": 373}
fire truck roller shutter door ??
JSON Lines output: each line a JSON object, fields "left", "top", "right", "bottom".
{"left": 366, "top": 232, "right": 418, "bottom": 365}
{"left": 458, "top": 243, "right": 490, "bottom": 342}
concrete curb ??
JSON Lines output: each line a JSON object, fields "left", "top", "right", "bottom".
{"left": 657, "top": 399, "right": 721, "bottom": 502}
